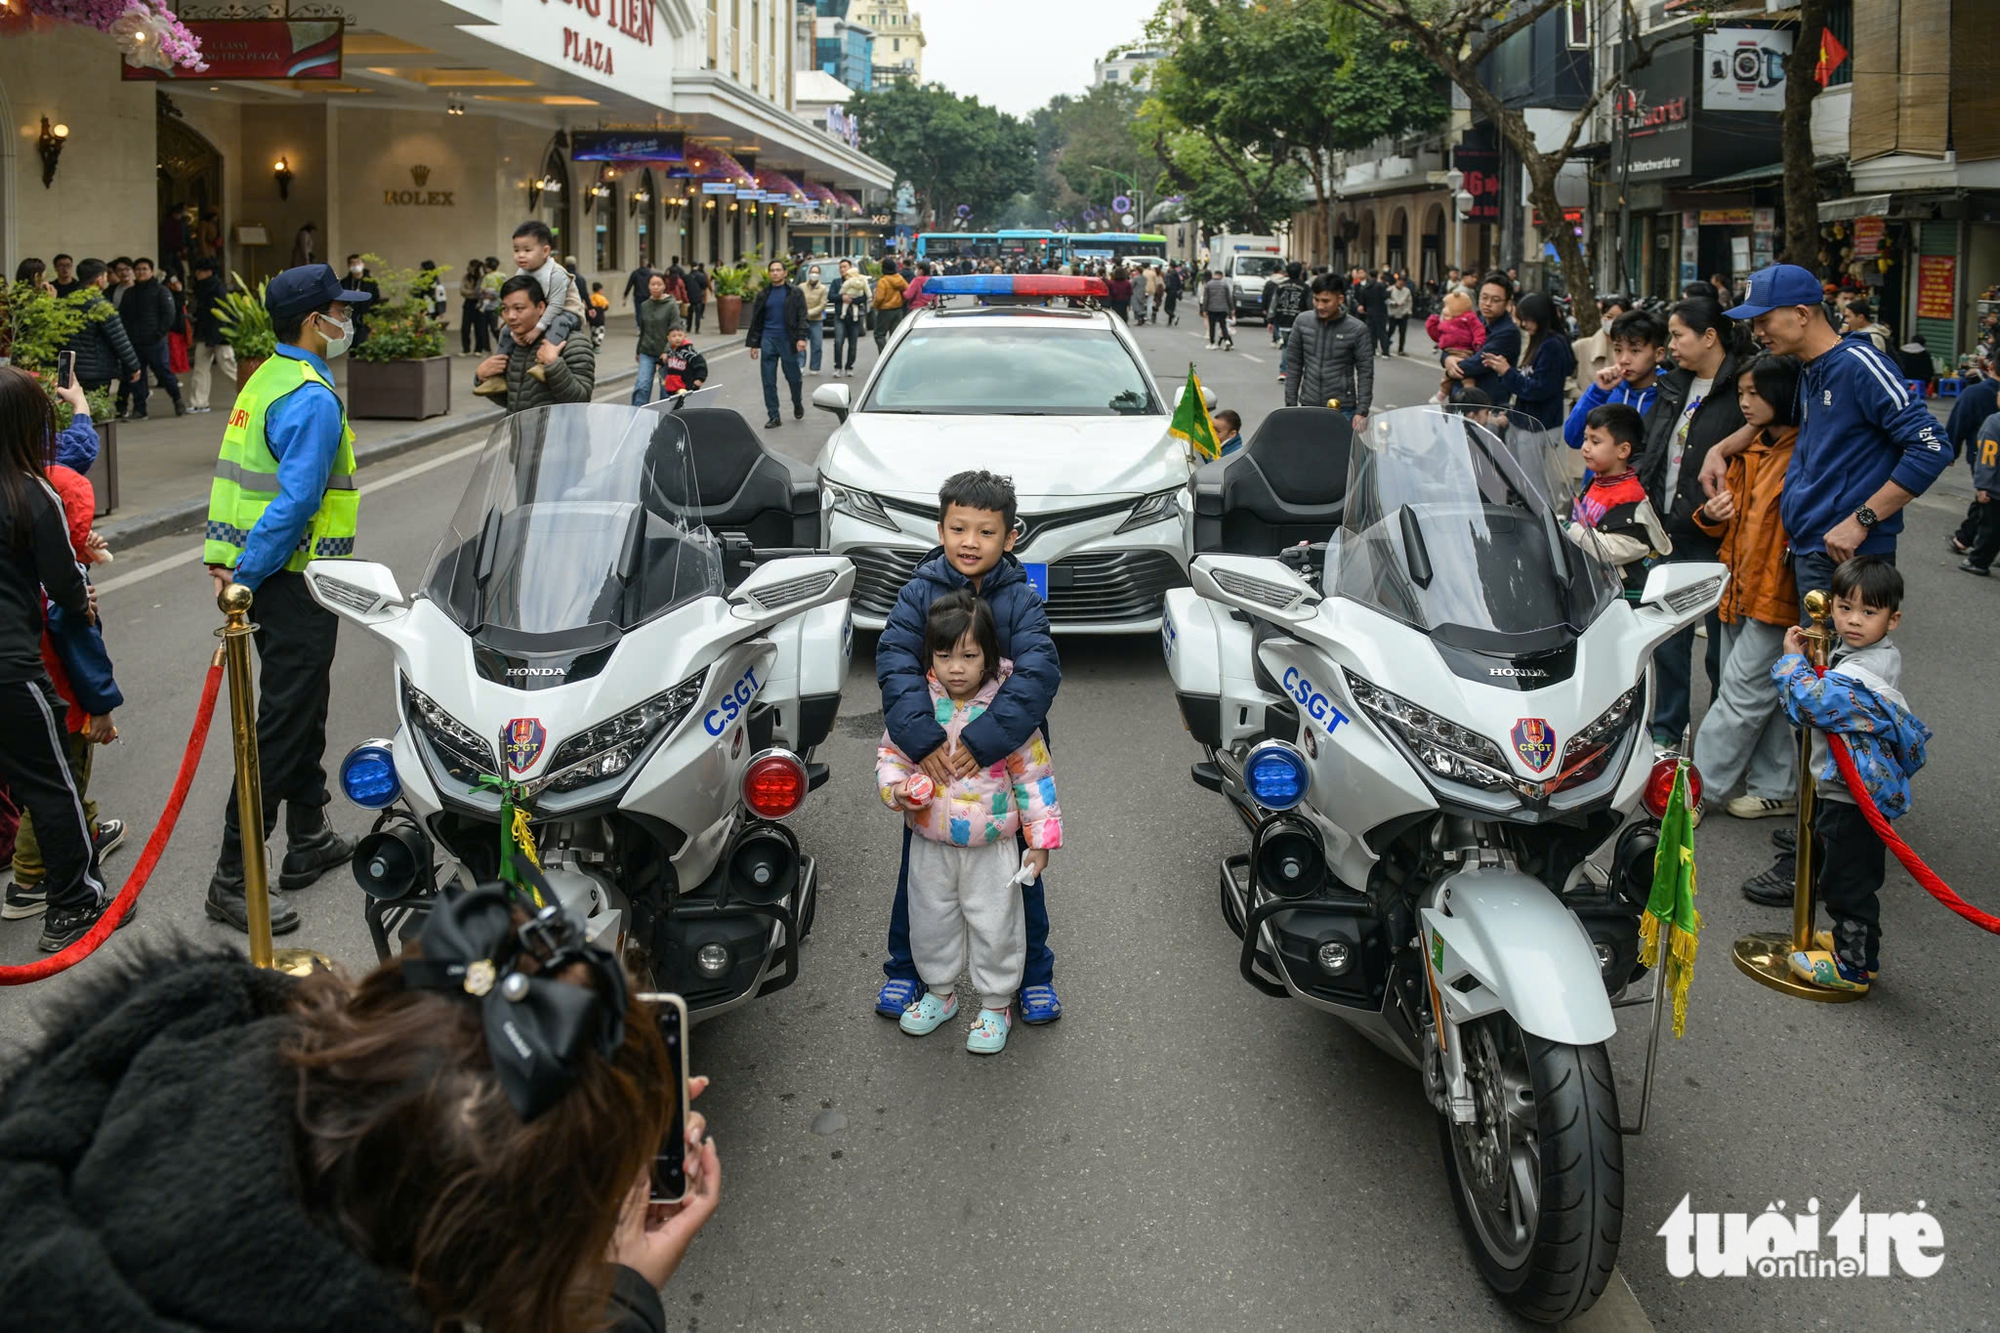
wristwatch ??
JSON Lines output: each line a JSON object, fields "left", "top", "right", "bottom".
{"left": 1853, "top": 505, "right": 1880, "bottom": 529}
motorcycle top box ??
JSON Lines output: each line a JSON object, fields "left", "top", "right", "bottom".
{"left": 307, "top": 403, "right": 855, "bottom": 1020}
{"left": 1166, "top": 405, "right": 1727, "bottom": 1324}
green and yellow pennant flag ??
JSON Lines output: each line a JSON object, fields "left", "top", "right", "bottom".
{"left": 1638, "top": 760, "right": 1701, "bottom": 1037}
{"left": 1168, "top": 363, "right": 1222, "bottom": 461}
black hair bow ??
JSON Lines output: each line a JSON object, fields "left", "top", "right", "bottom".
{"left": 403, "top": 884, "right": 629, "bottom": 1122}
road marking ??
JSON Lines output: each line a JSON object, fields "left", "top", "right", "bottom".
{"left": 1238, "top": 352, "right": 1265, "bottom": 364}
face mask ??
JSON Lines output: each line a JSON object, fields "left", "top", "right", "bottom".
{"left": 350, "top": 264, "right": 365, "bottom": 276}
{"left": 318, "top": 312, "right": 354, "bottom": 359}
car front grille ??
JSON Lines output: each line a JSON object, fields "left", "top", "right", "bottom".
{"left": 848, "top": 547, "right": 1185, "bottom": 625}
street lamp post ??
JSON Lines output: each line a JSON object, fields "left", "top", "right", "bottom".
{"left": 1445, "top": 168, "right": 1468, "bottom": 279}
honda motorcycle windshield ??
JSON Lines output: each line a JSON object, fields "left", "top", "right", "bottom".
{"left": 420, "top": 405, "right": 722, "bottom": 643}
{"left": 1329, "top": 406, "right": 1624, "bottom": 652}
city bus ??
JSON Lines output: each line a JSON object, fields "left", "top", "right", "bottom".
{"left": 914, "top": 232, "right": 1000, "bottom": 263}
{"left": 1062, "top": 232, "right": 1170, "bottom": 266}
{"left": 997, "top": 229, "right": 1059, "bottom": 264}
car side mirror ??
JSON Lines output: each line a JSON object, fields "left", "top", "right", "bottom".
{"left": 812, "top": 382, "right": 851, "bottom": 421}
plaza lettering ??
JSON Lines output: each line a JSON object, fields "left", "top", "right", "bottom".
{"left": 383, "top": 190, "right": 456, "bottom": 207}
{"left": 562, "top": 27, "right": 615, "bottom": 74}
{"left": 543, "top": 0, "right": 654, "bottom": 52}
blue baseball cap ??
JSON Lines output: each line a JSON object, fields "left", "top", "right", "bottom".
{"left": 1724, "top": 263, "right": 1824, "bottom": 318}
{"left": 265, "top": 262, "right": 373, "bottom": 320}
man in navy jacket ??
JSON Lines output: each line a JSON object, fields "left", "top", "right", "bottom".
{"left": 1709, "top": 264, "right": 1950, "bottom": 607}
{"left": 874, "top": 471, "right": 1063, "bottom": 1023}
{"left": 1448, "top": 273, "right": 1521, "bottom": 406}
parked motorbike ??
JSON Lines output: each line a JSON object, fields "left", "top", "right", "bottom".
{"left": 1165, "top": 405, "right": 1725, "bottom": 1321}
{"left": 306, "top": 403, "right": 854, "bottom": 1020}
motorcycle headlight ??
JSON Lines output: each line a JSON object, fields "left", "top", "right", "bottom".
{"left": 1560, "top": 684, "right": 1643, "bottom": 769}
{"left": 821, "top": 477, "right": 897, "bottom": 532}
{"left": 536, "top": 669, "right": 709, "bottom": 796}
{"left": 1343, "top": 670, "right": 1513, "bottom": 790}
{"left": 1116, "top": 487, "right": 1182, "bottom": 534}
{"left": 401, "top": 679, "right": 497, "bottom": 785}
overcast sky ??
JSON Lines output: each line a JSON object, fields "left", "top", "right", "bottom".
{"left": 915, "top": 0, "right": 1161, "bottom": 119}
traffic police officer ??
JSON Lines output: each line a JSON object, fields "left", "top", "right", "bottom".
{"left": 201, "top": 263, "right": 370, "bottom": 934}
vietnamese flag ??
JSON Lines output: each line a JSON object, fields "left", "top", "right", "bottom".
{"left": 1816, "top": 29, "right": 1849, "bottom": 86}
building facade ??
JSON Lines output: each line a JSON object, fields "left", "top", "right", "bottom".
{"left": 855, "top": 0, "right": 922, "bottom": 83}
{"left": 0, "top": 0, "right": 893, "bottom": 298}
{"left": 1091, "top": 43, "right": 1167, "bottom": 91}
{"left": 813, "top": 0, "right": 874, "bottom": 92}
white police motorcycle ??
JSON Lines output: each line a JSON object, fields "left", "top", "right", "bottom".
{"left": 1164, "top": 404, "right": 1725, "bottom": 1321}
{"left": 306, "top": 403, "right": 854, "bottom": 1020}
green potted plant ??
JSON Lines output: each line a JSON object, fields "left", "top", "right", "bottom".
{"left": 215, "top": 275, "right": 277, "bottom": 389}
{"left": 710, "top": 262, "right": 752, "bottom": 335}
{"left": 2, "top": 281, "right": 121, "bottom": 515}
{"left": 347, "top": 256, "right": 451, "bottom": 420}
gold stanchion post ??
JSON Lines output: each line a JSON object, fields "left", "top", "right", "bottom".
{"left": 216, "top": 584, "right": 329, "bottom": 977}
{"left": 1731, "top": 588, "right": 1862, "bottom": 1002}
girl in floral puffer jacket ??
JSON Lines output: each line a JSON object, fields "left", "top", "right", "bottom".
{"left": 876, "top": 591, "right": 1061, "bottom": 1055}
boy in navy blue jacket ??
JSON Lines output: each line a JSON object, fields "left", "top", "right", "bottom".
{"left": 873, "top": 470, "right": 1064, "bottom": 1023}
{"left": 1563, "top": 308, "right": 1667, "bottom": 448}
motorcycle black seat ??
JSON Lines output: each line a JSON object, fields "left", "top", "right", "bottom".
{"left": 1192, "top": 407, "right": 1350, "bottom": 556}
{"left": 644, "top": 408, "right": 819, "bottom": 550}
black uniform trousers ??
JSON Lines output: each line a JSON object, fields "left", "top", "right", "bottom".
{"left": 218, "top": 569, "right": 339, "bottom": 857}
{"left": 0, "top": 676, "right": 105, "bottom": 910}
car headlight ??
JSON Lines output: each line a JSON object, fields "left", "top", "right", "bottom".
{"left": 1116, "top": 487, "right": 1182, "bottom": 534}
{"left": 401, "top": 679, "right": 497, "bottom": 785}
{"left": 1343, "top": 670, "right": 1513, "bottom": 790}
{"left": 821, "top": 476, "right": 897, "bottom": 532}
{"left": 536, "top": 669, "right": 709, "bottom": 796}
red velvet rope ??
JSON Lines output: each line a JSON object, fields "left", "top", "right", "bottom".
{"left": 0, "top": 660, "right": 226, "bottom": 983}
{"left": 1826, "top": 731, "right": 2000, "bottom": 935}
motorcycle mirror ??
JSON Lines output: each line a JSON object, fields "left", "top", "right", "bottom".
{"left": 305, "top": 559, "right": 407, "bottom": 625}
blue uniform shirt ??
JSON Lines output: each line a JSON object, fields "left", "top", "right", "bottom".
{"left": 234, "top": 344, "right": 347, "bottom": 590}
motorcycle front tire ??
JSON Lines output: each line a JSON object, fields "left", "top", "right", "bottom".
{"left": 1437, "top": 1022, "right": 1623, "bottom": 1324}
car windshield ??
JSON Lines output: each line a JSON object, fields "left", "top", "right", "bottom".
{"left": 420, "top": 404, "right": 722, "bottom": 646}
{"left": 1327, "top": 406, "right": 1624, "bottom": 653}
{"left": 1233, "top": 256, "right": 1285, "bottom": 279}
{"left": 861, "top": 325, "right": 1160, "bottom": 416}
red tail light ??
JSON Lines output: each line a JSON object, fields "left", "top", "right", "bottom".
{"left": 1641, "top": 756, "right": 1703, "bottom": 819}
{"left": 743, "top": 750, "right": 808, "bottom": 820}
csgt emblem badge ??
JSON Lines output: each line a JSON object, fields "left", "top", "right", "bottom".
{"left": 503, "top": 717, "right": 547, "bottom": 773}
{"left": 1511, "top": 717, "right": 1556, "bottom": 772}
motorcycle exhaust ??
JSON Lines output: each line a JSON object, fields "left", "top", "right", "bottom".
{"left": 728, "top": 823, "right": 800, "bottom": 907}
{"left": 353, "top": 815, "right": 434, "bottom": 901}
{"left": 1255, "top": 815, "right": 1327, "bottom": 899}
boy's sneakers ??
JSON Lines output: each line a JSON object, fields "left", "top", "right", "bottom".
{"left": 1813, "top": 930, "right": 1879, "bottom": 980}
{"left": 1018, "top": 983, "right": 1062, "bottom": 1025}
{"left": 1726, "top": 795, "right": 1796, "bottom": 820}
{"left": 898, "top": 990, "right": 958, "bottom": 1036}
{"left": 875, "top": 976, "right": 925, "bottom": 1019}
{"left": 1957, "top": 560, "right": 1990, "bottom": 577}
{"left": 1787, "top": 948, "right": 1870, "bottom": 994}
{"left": 38, "top": 892, "right": 134, "bottom": 953}
{"left": 966, "top": 1006, "right": 1012, "bottom": 1055}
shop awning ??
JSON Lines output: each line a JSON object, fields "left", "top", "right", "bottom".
{"left": 681, "top": 142, "right": 754, "bottom": 187}
{"left": 800, "top": 180, "right": 841, "bottom": 207}
{"left": 1818, "top": 193, "right": 1892, "bottom": 222}
{"left": 830, "top": 187, "right": 863, "bottom": 212}
{"left": 754, "top": 167, "right": 805, "bottom": 204}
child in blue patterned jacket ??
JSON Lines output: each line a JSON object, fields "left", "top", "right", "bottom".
{"left": 1769, "top": 558, "right": 1929, "bottom": 994}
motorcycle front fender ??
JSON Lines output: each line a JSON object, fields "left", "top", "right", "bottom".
{"left": 1419, "top": 869, "right": 1617, "bottom": 1047}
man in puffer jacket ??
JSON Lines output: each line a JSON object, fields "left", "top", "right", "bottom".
{"left": 61, "top": 259, "right": 141, "bottom": 397}
{"left": 476, "top": 275, "right": 595, "bottom": 414}
{"left": 1282, "top": 273, "right": 1373, "bottom": 428}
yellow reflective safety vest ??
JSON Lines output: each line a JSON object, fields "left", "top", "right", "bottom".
{"left": 202, "top": 353, "right": 358, "bottom": 573}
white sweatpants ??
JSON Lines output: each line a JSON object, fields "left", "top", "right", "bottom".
{"left": 906, "top": 837, "right": 1025, "bottom": 1013}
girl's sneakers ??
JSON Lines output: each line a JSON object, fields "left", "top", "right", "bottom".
{"left": 898, "top": 990, "right": 958, "bottom": 1036}
{"left": 965, "top": 1007, "right": 1012, "bottom": 1055}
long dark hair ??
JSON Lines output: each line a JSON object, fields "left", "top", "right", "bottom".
{"left": 1741, "top": 352, "right": 1804, "bottom": 430}
{"left": 283, "top": 947, "right": 674, "bottom": 1333}
{"left": 1670, "top": 297, "right": 1748, "bottom": 362}
{"left": 0, "top": 368, "right": 57, "bottom": 554}
{"left": 1514, "top": 291, "right": 1559, "bottom": 368}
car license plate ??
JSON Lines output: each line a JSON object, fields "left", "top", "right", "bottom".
{"left": 1020, "top": 563, "right": 1048, "bottom": 600}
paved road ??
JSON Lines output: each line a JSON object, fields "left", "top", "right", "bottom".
{"left": 3, "top": 310, "right": 1994, "bottom": 1331}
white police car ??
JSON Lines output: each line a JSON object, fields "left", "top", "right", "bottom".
{"left": 808, "top": 275, "right": 1193, "bottom": 634}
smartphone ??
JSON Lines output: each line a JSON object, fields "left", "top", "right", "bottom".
{"left": 637, "top": 992, "right": 690, "bottom": 1204}
{"left": 56, "top": 351, "right": 75, "bottom": 390}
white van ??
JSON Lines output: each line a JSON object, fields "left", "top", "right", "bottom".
{"left": 1207, "top": 235, "right": 1288, "bottom": 319}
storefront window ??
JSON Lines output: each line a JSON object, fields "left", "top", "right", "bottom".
{"left": 542, "top": 147, "right": 573, "bottom": 260}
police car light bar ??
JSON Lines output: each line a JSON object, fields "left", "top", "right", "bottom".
{"left": 922, "top": 275, "right": 1110, "bottom": 300}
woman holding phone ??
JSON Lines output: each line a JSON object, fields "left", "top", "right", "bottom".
{"left": 0, "top": 886, "right": 722, "bottom": 1332}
